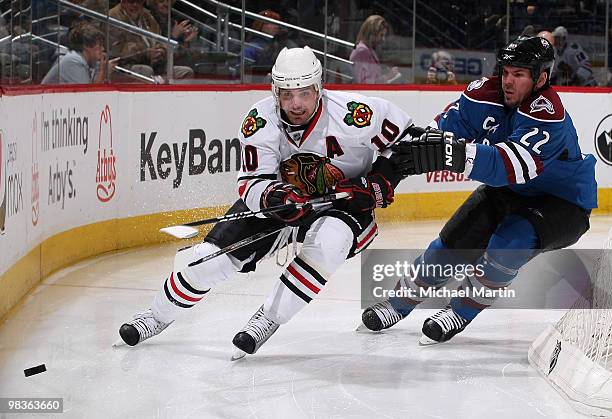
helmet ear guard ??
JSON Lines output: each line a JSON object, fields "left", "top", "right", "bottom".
{"left": 271, "top": 46, "right": 323, "bottom": 125}
{"left": 497, "top": 36, "right": 555, "bottom": 85}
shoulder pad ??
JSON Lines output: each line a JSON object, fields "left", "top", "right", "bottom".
{"left": 463, "top": 76, "right": 504, "bottom": 106}
{"left": 570, "top": 42, "right": 580, "bottom": 49}
{"left": 518, "top": 87, "right": 565, "bottom": 122}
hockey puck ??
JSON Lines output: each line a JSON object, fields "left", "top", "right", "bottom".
{"left": 24, "top": 364, "right": 46, "bottom": 377}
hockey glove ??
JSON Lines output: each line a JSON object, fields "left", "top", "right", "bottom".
{"left": 334, "top": 173, "right": 394, "bottom": 214}
{"left": 261, "top": 183, "right": 316, "bottom": 226}
{"left": 392, "top": 127, "right": 466, "bottom": 175}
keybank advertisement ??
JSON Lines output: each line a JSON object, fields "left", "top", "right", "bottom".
{"left": 0, "top": 88, "right": 610, "bottom": 278}
{"left": 121, "top": 90, "right": 266, "bottom": 215}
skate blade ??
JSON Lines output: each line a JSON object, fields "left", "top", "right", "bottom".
{"left": 355, "top": 323, "right": 377, "bottom": 333}
{"left": 230, "top": 349, "right": 247, "bottom": 361}
{"left": 112, "top": 339, "right": 127, "bottom": 348}
{"left": 418, "top": 335, "right": 441, "bottom": 346}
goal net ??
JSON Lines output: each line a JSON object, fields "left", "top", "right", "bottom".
{"left": 528, "top": 229, "right": 612, "bottom": 417}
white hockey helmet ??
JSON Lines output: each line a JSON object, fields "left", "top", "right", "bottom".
{"left": 271, "top": 46, "right": 323, "bottom": 126}
{"left": 271, "top": 46, "right": 322, "bottom": 100}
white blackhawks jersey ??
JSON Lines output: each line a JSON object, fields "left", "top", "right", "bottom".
{"left": 553, "top": 42, "right": 596, "bottom": 86}
{"left": 237, "top": 89, "right": 413, "bottom": 211}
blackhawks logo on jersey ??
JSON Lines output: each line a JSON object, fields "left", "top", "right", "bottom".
{"left": 343, "top": 101, "right": 373, "bottom": 128}
{"left": 280, "top": 153, "right": 345, "bottom": 196}
{"left": 241, "top": 108, "right": 267, "bottom": 138}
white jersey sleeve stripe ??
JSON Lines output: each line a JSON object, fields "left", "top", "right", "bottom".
{"left": 496, "top": 142, "right": 527, "bottom": 184}
{"left": 506, "top": 141, "right": 539, "bottom": 181}
{"left": 243, "top": 180, "right": 276, "bottom": 211}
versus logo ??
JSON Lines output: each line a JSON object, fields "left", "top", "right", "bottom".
{"left": 595, "top": 114, "right": 612, "bottom": 166}
{"left": 140, "top": 129, "right": 241, "bottom": 188}
{"left": 0, "top": 130, "right": 5, "bottom": 234}
{"left": 32, "top": 114, "right": 40, "bottom": 226}
{"left": 426, "top": 170, "right": 472, "bottom": 183}
{"left": 96, "top": 105, "right": 117, "bottom": 202}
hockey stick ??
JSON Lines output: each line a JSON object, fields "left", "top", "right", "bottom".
{"left": 191, "top": 201, "right": 343, "bottom": 266}
{"left": 113, "top": 221, "right": 302, "bottom": 349}
{"left": 160, "top": 192, "right": 349, "bottom": 239}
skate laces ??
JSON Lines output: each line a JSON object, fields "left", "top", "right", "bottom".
{"left": 243, "top": 306, "right": 277, "bottom": 342}
{"left": 266, "top": 226, "right": 300, "bottom": 267}
{"left": 130, "top": 309, "right": 170, "bottom": 342}
{"left": 430, "top": 306, "right": 467, "bottom": 333}
{"left": 372, "top": 301, "right": 404, "bottom": 328}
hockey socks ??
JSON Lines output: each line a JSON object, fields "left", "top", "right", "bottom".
{"left": 152, "top": 272, "right": 210, "bottom": 323}
{"left": 264, "top": 256, "right": 328, "bottom": 323}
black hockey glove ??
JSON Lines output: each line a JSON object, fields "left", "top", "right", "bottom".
{"left": 334, "top": 173, "right": 394, "bottom": 214}
{"left": 391, "top": 127, "right": 466, "bottom": 175}
{"left": 261, "top": 183, "right": 316, "bottom": 226}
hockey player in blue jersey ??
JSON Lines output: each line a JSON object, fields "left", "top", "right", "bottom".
{"left": 361, "top": 36, "right": 597, "bottom": 344}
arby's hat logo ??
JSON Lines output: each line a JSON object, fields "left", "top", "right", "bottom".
{"left": 96, "top": 105, "right": 117, "bottom": 202}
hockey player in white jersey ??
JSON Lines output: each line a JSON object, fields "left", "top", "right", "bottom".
{"left": 551, "top": 26, "right": 596, "bottom": 86}
{"left": 117, "top": 46, "right": 414, "bottom": 357}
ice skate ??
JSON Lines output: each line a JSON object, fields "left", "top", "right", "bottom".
{"left": 231, "top": 305, "right": 279, "bottom": 360}
{"left": 419, "top": 306, "right": 470, "bottom": 345}
{"left": 359, "top": 300, "right": 406, "bottom": 332}
{"left": 116, "top": 309, "right": 173, "bottom": 347}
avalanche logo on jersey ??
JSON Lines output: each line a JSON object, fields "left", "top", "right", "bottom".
{"left": 343, "top": 101, "right": 373, "bottom": 128}
{"left": 280, "top": 153, "right": 345, "bottom": 196}
{"left": 467, "top": 77, "right": 488, "bottom": 91}
{"left": 241, "top": 108, "right": 267, "bottom": 138}
{"left": 530, "top": 95, "right": 555, "bottom": 114}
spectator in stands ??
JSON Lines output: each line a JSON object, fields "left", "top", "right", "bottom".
{"left": 551, "top": 25, "right": 596, "bottom": 86}
{"left": 426, "top": 50, "right": 457, "bottom": 85}
{"left": 350, "top": 15, "right": 400, "bottom": 84}
{"left": 1, "top": 11, "right": 33, "bottom": 81}
{"left": 41, "top": 22, "right": 118, "bottom": 84}
{"left": 511, "top": 1, "right": 548, "bottom": 35}
{"left": 244, "top": 10, "right": 282, "bottom": 64}
{"left": 108, "top": 0, "right": 193, "bottom": 80}
{"left": 243, "top": 9, "right": 298, "bottom": 78}
{"left": 520, "top": 25, "right": 537, "bottom": 37}
{"left": 148, "top": 0, "right": 200, "bottom": 68}
{"left": 537, "top": 30, "right": 554, "bottom": 47}
{"left": 148, "top": 0, "right": 198, "bottom": 42}
{"left": 0, "top": 14, "right": 12, "bottom": 81}
{"left": 537, "top": 30, "right": 557, "bottom": 84}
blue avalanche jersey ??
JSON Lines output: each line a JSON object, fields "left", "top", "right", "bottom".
{"left": 435, "top": 76, "right": 597, "bottom": 209}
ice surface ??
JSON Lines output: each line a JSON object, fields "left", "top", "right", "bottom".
{"left": 0, "top": 216, "right": 610, "bottom": 418}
